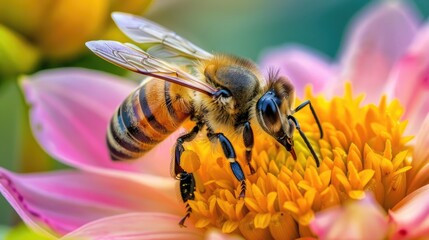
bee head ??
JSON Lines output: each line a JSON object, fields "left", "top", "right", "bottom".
{"left": 256, "top": 76, "right": 298, "bottom": 159}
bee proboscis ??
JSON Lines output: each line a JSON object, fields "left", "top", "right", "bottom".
{"left": 86, "top": 12, "right": 323, "bottom": 226}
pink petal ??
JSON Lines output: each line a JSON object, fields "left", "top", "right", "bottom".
{"left": 407, "top": 113, "right": 429, "bottom": 193}
{"left": 310, "top": 195, "right": 388, "bottom": 240}
{"left": 21, "top": 68, "right": 136, "bottom": 172}
{"left": 389, "top": 185, "right": 429, "bottom": 239}
{"left": 21, "top": 68, "right": 176, "bottom": 178}
{"left": 0, "top": 167, "right": 180, "bottom": 236}
{"left": 339, "top": 1, "right": 420, "bottom": 102}
{"left": 204, "top": 229, "right": 243, "bottom": 240}
{"left": 259, "top": 45, "right": 335, "bottom": 97}
{"left": 388, "top": 22, "right": 429, "bottom": 134}
{"left": 60, "top": 212, "right": 203, "bottom": 240}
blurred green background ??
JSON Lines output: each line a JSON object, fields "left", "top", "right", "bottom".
{"left": 1, "top": 0, "right": 428, "bottom": 237}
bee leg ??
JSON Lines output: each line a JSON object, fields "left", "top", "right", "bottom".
{"left": 243, "top": 122, "right": 256, "bottom": 174}
{"left": 173, "top": 123, "right": 202, "bottom": 227}
{"left": 208, "top": 132, "right": 246, "bottom": 198}
{"left": 173, "top": 124, "right": 201, "bottom": 178}
{"left": 178, "top": 173, "right": 195, "bottom": 227}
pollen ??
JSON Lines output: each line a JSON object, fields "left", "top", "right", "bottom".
{"left": 180, "top": 150, "right": 201, "bottom": 173}
{"left": 184, "top": 83, "right": 412, "bottom": 239}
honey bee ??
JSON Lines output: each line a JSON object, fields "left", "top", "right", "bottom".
{"left": 86, "top": 12, "right": 323, "bottom": 226}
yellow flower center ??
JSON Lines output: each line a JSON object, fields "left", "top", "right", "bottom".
{"left": 181, "top": 83, "right": 412, "bottom": 239}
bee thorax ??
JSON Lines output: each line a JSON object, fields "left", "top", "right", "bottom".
{"left": 215, "top": 66, "right": 259, "bottom": 107}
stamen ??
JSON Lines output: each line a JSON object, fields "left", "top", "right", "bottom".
{"left": 183, "top": 84, "right": 412, "bottom": 238}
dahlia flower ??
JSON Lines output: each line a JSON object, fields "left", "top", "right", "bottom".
{"left": 1, "top": 1, "right": 429, "bottom": 239}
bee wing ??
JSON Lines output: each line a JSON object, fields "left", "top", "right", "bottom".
{"left": 86, "top": 40, "right": 216, "bottom": 96}
{"left": 111, "top": 12, "right": 213, "bottom": 61}
{"left": 146, "top": 45, "right": 196, "bottom": 66}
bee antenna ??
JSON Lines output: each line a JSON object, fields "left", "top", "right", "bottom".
{"left": 287, "top": 115, "right": 320, "bottom": 167}
{"left": 293, "top": 100, "right": 323, "bottom": 139}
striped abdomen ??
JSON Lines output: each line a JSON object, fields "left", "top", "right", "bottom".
{"left": 107, "top": 80, "right": 192, "bottom": 160}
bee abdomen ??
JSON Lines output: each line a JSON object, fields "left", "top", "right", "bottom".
{"left": 107, "top": 80, "right": 191, "bottom": 161}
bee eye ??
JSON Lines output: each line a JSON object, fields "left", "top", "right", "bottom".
{"left": 260, "top": 99, "right": 279, "bottom": 126}
{"left": 256, "top": 92, "right": 282, "bottom": 134}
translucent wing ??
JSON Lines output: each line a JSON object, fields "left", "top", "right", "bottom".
{"left": 111, "top": 12, "right": 213, "bottom": 61}
{"left": 146, "top": 45, "right": 196, "bottom": 66}
{"left": 86, "top": 40, "right": 216, "bottom": 96}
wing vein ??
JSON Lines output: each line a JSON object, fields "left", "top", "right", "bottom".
{"left": 86, "top": 40, "right": 216, "bottom": 96}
